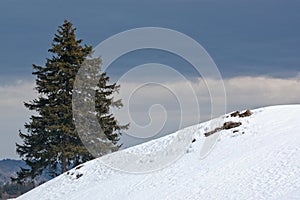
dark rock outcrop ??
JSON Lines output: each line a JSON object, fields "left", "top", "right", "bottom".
{"left": 204, "top": 121, "right": 242, "bottom": 137}
{"left": 230, "top": 110, "right": 252, "bottom": 118}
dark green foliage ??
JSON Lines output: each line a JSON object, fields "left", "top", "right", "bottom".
{"left": 73, "top": 57, "right": 129, "bottom": 157}
{"left": 13, "top": 20, "right": 127, "bottom": 184}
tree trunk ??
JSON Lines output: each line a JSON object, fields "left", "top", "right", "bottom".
{"left": 61, "top": 156, "right": 68, "bottom": 173}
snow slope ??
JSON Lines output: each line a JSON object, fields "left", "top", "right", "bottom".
{"left": 17, "top": 105, "right": 300, "bottom": 200}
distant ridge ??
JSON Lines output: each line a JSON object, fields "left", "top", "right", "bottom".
{"left": 0, "top": 159, "right": 26, "bottom": 185}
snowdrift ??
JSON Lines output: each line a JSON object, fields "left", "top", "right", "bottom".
{"left": 17, "top": 105, "right": 300, "bottom": 200}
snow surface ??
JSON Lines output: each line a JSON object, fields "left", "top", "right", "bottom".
{"left": 17, "top": 105, "right": 300, "bottom": 200}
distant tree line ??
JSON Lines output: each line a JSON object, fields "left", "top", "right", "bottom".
{"left": 0, "top": 182, "right": 34, "bottom": 199}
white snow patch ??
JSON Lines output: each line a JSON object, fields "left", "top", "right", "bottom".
{"left": 17, "top": 105, "right": 300, "bottom": 200}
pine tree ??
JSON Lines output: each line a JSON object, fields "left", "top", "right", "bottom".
{"left": 13, "top": 20, "right": 127, "bottom": 184}
{"left": 72, "top": 57, "right": 128, "bottom": 157}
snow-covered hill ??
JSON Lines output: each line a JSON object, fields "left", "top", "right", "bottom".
{"left": 17, "top": 105, "right": 300, "bottom": 200}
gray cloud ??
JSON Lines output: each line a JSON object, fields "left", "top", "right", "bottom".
{"left": 0, "top": 80, "right": 36, "bottom": 159}
{"left": 1, "top": 74, "right": 300, "bottom": 158}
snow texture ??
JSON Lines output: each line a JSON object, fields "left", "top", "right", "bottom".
{"left": 17, "top": 105, "right": 300, "bottom": 200}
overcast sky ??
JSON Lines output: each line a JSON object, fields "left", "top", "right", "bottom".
{"left": 0, "top": 0, "right": 299, "bottom": 159}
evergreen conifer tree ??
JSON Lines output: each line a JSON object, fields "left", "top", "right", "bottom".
{"left": 13, "top": 20, "right": 127, "bottom": 183}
